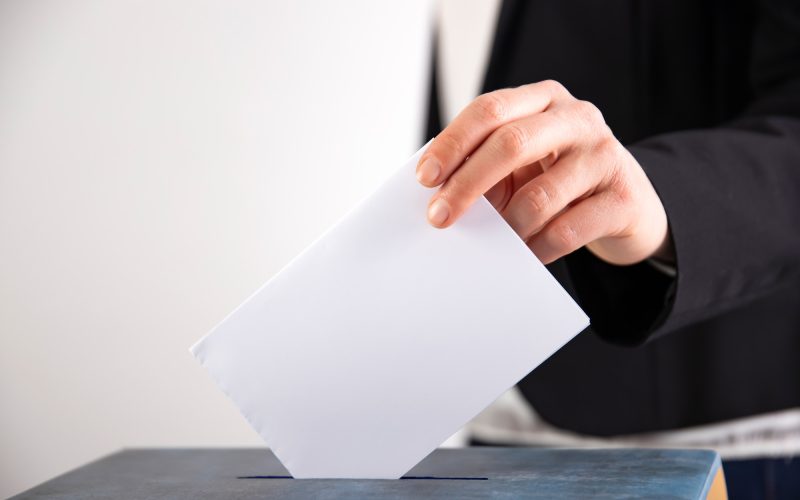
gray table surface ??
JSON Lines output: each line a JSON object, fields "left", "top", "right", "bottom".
{"left": 14, "top": 447, "right": 721, "bottom": 499}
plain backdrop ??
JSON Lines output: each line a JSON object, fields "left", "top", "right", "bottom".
{"left": 0, "top": 1, "right": 434, "bottom": 496}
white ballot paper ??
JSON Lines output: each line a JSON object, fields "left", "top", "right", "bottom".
{"left": 191, "top": 143, "right": 589, "bottom": 479}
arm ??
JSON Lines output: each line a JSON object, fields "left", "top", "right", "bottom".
{"left": 415, "top": 0, "right": 800, "bottom": 344}
{"left": 566, "top": 0, "right": 800, "bottom": 343}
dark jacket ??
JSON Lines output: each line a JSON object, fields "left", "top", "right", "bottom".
{"left": 426, "top": 0, "right": 800, "bottom": 435}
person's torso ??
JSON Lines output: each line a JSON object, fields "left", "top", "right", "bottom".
{"left": 428, "top": 0, "right": 800, "bottom": 436}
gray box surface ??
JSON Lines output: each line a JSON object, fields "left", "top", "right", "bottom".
{"left": 14, "top": 447, "right": 722, "bottom": 499}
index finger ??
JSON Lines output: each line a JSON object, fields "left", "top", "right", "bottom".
{"left": 416, "top": 80, "right": 571, "bottom": 187}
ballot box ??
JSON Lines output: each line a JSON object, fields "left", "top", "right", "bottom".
{"left": 13, "top": 447, "right": 726, "bottom": 499}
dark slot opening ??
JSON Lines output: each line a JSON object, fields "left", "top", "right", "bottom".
{"left": 237, "top": 475, "right": 489, "bottom": 481}
{"left": 402, "top": 476, "right": 488, "bottom": 480}
{"left": 238, "top": 475, "right": 293, "bottom": 479}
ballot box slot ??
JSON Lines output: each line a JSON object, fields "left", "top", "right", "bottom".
{"left": 236, "top": 475, "right": 489, "bottom": 480}
{"left": 402, "top": 476, "right": 488, "bottom": 480}
{"left": 237, "top": 475, "right": 293, "bottom": 479}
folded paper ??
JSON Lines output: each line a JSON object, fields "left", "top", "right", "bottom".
{"left": 191, "top": 142, "right": 589, "bottom": 479}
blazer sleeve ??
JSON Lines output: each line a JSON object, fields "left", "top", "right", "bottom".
{"left": 564, "top": 0, "right": 800, "bottom": 345}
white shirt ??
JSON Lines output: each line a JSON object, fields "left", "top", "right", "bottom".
{"left": 436, "top": 0, "right": 800, "bottom": 459}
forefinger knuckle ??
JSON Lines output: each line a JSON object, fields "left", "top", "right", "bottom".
{"left": 473, "top": 92, "right": 508, "bottom": 123}
{"left": 435, "top": 131, "right": 465, "bottom": 159}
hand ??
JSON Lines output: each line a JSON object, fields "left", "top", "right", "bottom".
{"left": 416, "top": 80, "right": 672, "bottom": 266}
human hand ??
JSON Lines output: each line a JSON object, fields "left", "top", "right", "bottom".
{"left": 416, "top": 80, "right": 672, "bottom": 265}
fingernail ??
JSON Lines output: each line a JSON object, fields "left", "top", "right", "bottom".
{"left": 427, "top": 198, "right": 450, "bottom": 226}
{"left": 416, "top": 157, "right": 441, "bottom": 186}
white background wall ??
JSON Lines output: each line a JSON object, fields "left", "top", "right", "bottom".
{"left": 0, "top": 1, "right": 434, "bottom": 496}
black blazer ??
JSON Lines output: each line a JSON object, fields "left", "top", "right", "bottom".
{"left": 426, "top": 0, "right": 800, "bottom": 435}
